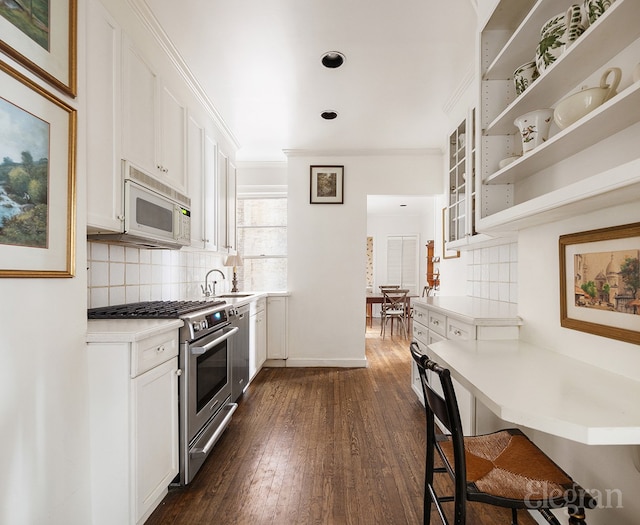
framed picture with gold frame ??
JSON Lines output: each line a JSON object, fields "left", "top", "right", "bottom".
{"left": 0, "top": 59, "right": 76, "bottom": 277}
{"left": 0, "top": 0, "right": 77, "bottom": 97}
{"left": 559, "top": 222, "right": 640, "bottom": 344}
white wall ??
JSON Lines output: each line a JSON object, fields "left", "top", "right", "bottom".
{"left": 0, "top": 2, "right": 91, "bottom": 522}
{"left": 514, "top": 199, "right": 640, "bottom": 525}
{"left": 286, "top": 151, "right": 442, "bottom": 366}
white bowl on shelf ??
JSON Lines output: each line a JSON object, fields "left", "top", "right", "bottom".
{"left": 553, "top": 67, "right": 621, "bottom": 129}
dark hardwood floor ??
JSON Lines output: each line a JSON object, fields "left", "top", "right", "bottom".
{"left": 146, "top": 321, "right": 536, "bottom": 525}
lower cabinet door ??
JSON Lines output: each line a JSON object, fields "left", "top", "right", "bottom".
{"left": 133, "top": 357, "right": 179, "bottom": 523}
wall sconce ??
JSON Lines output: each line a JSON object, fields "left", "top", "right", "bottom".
{"left": 224, "top": 254, "right": 243, "bottom": 292}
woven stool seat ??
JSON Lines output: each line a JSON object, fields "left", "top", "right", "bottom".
{"left": 410, "top": 342, "right": 596, "bottom": 525}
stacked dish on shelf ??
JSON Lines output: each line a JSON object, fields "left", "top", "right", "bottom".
{"left": 511, "top": 0, "right": 617, "bottom": 156}
{"left": 513, "top": 0, "right": 615, "bottom": 98}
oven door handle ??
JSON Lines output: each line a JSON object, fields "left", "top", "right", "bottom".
{"left": 190, "top": 326, "right": 238, "bottom": 355}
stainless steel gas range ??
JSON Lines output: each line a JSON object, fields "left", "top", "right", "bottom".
{"left": 88, "top": 300, "right": 239, "bottom": 485}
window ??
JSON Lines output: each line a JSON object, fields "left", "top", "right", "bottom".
{"left": 236, "top": 194, "right": 287, "bottom": 291}
{"left": 386, "top": 235, "right": 419, "bottom": 296}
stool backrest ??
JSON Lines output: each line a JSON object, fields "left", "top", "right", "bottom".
{"left": 409, "top": 341, "right": 468, "bottom": 511}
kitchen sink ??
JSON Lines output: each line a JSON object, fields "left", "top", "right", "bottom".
{"left": 215, "top": 293, "right": 254, "bottom": 298}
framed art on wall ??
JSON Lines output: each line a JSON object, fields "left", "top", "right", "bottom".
{"left": 310, "top": 165, "right": 344, "bottom": 204}
{"left": 0, "top": 59, "right": 76, "bottom": 277}
{"left": 559, "top": 222, "right": 640, "bottom": 344}
{"left": 0, "top": 0, "right": 77, "bottom": 97}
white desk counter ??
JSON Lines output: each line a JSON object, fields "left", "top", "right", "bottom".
{"left": 428, "top": 338, "right": 640, "bottom": 445}
{"left": 414, "top": 296, "right": 523, "bottom": 327}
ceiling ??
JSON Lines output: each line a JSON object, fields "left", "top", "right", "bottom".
{"left": 367, "top": 195, "right": 433, "bottom": 217}
{"left": 143, "top": 0, "right": 478, "bottom": 162}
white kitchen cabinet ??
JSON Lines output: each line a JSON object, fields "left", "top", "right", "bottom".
{"left": 203, "top": 134, "right": 219, "bottom": 251}
{"left": 411, "top": 298, "right": 521, "bottom": 435}
{"left": 477, "top": 0, "right": 640, "bottom": 234}
{"left": 122, "top": 36, "right": 187, "bottom": 194}
{"left": 87, "top": 321, "right": 181, "bottom": 525}
{"left": 267, "top": 296, "right": 288, "bottom": 360}
{"left": 445, "top": 108, "right": 477, "bottom": 246}
{"left": 217, "top": 150, "right": 237, "bottom": 252}
{"left": 249, "top": 297, "right": 267, "bottom": 379}
{"left": 86, "top": 0, "right": 123, "bottom": 232}
{"left": 188, "top": 115, "right": 220, "bottom": 251}
{"left": 187, "top": 114, "right": 205, "bottom": 248}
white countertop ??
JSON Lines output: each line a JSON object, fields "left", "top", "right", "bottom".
{"left": 87, "top": 318, "right": 184, "bottom": 343}
{"left": 414, "top": 296, "right": 522, "bottom": 326}
{"left": 428, "top": 338, "right": 640, "bottom": 445}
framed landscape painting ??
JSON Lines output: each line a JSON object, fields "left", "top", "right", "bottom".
{"left": 0, "top": 0, "right": 77, "bottom": 97}
{"left": 310, "top": 165, "right": 344, "bottom": 204}
{"left": 0, "top": 59, "right": 76, "bottom": 277}
{"left": 559, "top": 222, "right": 640, "bottom": 344}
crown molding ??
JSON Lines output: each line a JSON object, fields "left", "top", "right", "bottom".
{"left": 127, "top": 0, "right": 241, "bottom": 150}
{"left": 282, "top": 148, "right": 441, "bottom": 158}
{"left": 442, "top": 63, "right": 476, "bottom": 116}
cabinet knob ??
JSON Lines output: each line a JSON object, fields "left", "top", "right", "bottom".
{"left": 156, "top": 345, "right": 165, "bottom": 353}
{"left": 453, "top": 329, "right": 461, "bottom": 336}
{"left": 176, "top": 369, "right": 183, "bottom": 376}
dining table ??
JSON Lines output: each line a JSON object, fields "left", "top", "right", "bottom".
{"left": 366, "top": 290, "right": 415, "bottom": 328}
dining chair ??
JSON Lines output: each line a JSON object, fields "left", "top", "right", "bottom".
{"left": 380, "top": 289, "right": 409, "bottom": 338}
{"left": 409, "top": 342, "right": 596, "bottom": 525}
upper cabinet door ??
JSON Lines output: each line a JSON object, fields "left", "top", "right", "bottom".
{"left": 122, "top": 36, "right": 158, "bottom": 175}
{"left": 159, "top": 83, "right": 188, "bottom": 193}
{"left": 204, "top": 133, "right": 219, "bottom": 251}
{"left": 121, "top": 37, "right": 188, "bottom": 194}
{"left": 187, "top": 114, "right": 205, "bottom": 249}
{"left": 86, "top": 0, "right": 123, "bottom": 232}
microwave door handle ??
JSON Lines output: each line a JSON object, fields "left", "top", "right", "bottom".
{"left": 190, "top": 326, "right": 238, "bottom": 355}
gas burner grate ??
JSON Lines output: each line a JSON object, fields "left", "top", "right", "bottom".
{"left": 88, "top": 300, "right": 225, "bottom": 319}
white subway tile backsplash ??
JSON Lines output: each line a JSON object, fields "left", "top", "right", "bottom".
{"left": 499, "top": 244, "right": 510, "bottom": 262}
{"left": 499, "top": 262, "right": 510, "bottom": 282}
{"left": 125, "top": 263, "right": 140, "bottom": 285}
{"left": 109, "top": 245, "right": 125, "bottom": 262}
{"left": 91, "top": 242, "right": 109, "bottom": 261}
{"left": 110, "top": 263, "right": 125, "bottom": 286}
{"left": 87, "top": 242, "right": 228, "bottom": 306}
{"left": 125, "top": 285, "right": 140, "bottom": 303}
{"left": 90, "top": 287, "right": 109, "bottom": 308}
{"left": 125, "top": 247, "right": 139, "bottom": 263}
{"left": 466, "top": 241, "right": 517, "bottom": 304}
{"left": 110, "top": 286, "right": 126, "bottom": 304}
{"left": 90, "top": 261, "right": 109, "bottom": 287}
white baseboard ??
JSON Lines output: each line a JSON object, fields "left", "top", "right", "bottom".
{"left": 284, "top": 357, "right": 368, "bottom": 368}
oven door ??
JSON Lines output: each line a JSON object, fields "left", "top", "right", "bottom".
{"left": 185, "top": 325, "right": 238, "bottom": 443}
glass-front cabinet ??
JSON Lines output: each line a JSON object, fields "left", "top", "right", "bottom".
{"left": 445, "top": 108, "right": 476, "bottom": 247}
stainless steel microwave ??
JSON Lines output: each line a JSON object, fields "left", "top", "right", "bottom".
{"left": 89, "top": 161, "right": 191, "bottom": 249}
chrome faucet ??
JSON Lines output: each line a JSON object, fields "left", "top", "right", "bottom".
{"left": 202, "top": 269, "right": 226, "bottom": 297}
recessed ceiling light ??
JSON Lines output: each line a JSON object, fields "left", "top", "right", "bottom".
{"left": 321, "top": 51, "right": 345, "bottom": 69}
{"left": 321, "top": 110, "right": 338, "bottom": 120}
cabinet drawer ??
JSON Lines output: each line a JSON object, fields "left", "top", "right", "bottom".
{"left": 413, "top": 305, "right": 428, "bottom": 325}
{"left": 412, "top": 322, "right": 428, "bottom": 345}
{"left": 252, "top": 297, "right": 266, "bottom": 315}
{"left": 131, "top": 331, "right": 179, "bottom": 377}
{"left": 427, "top": 310, "right": 446, "bottom": 337}
{"left": 446, "top": 318, "right": 474, "bottom": 341}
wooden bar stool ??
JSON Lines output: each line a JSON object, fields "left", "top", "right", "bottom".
{"left": 410, "top": 342, "right": 597, "bottom": 525}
